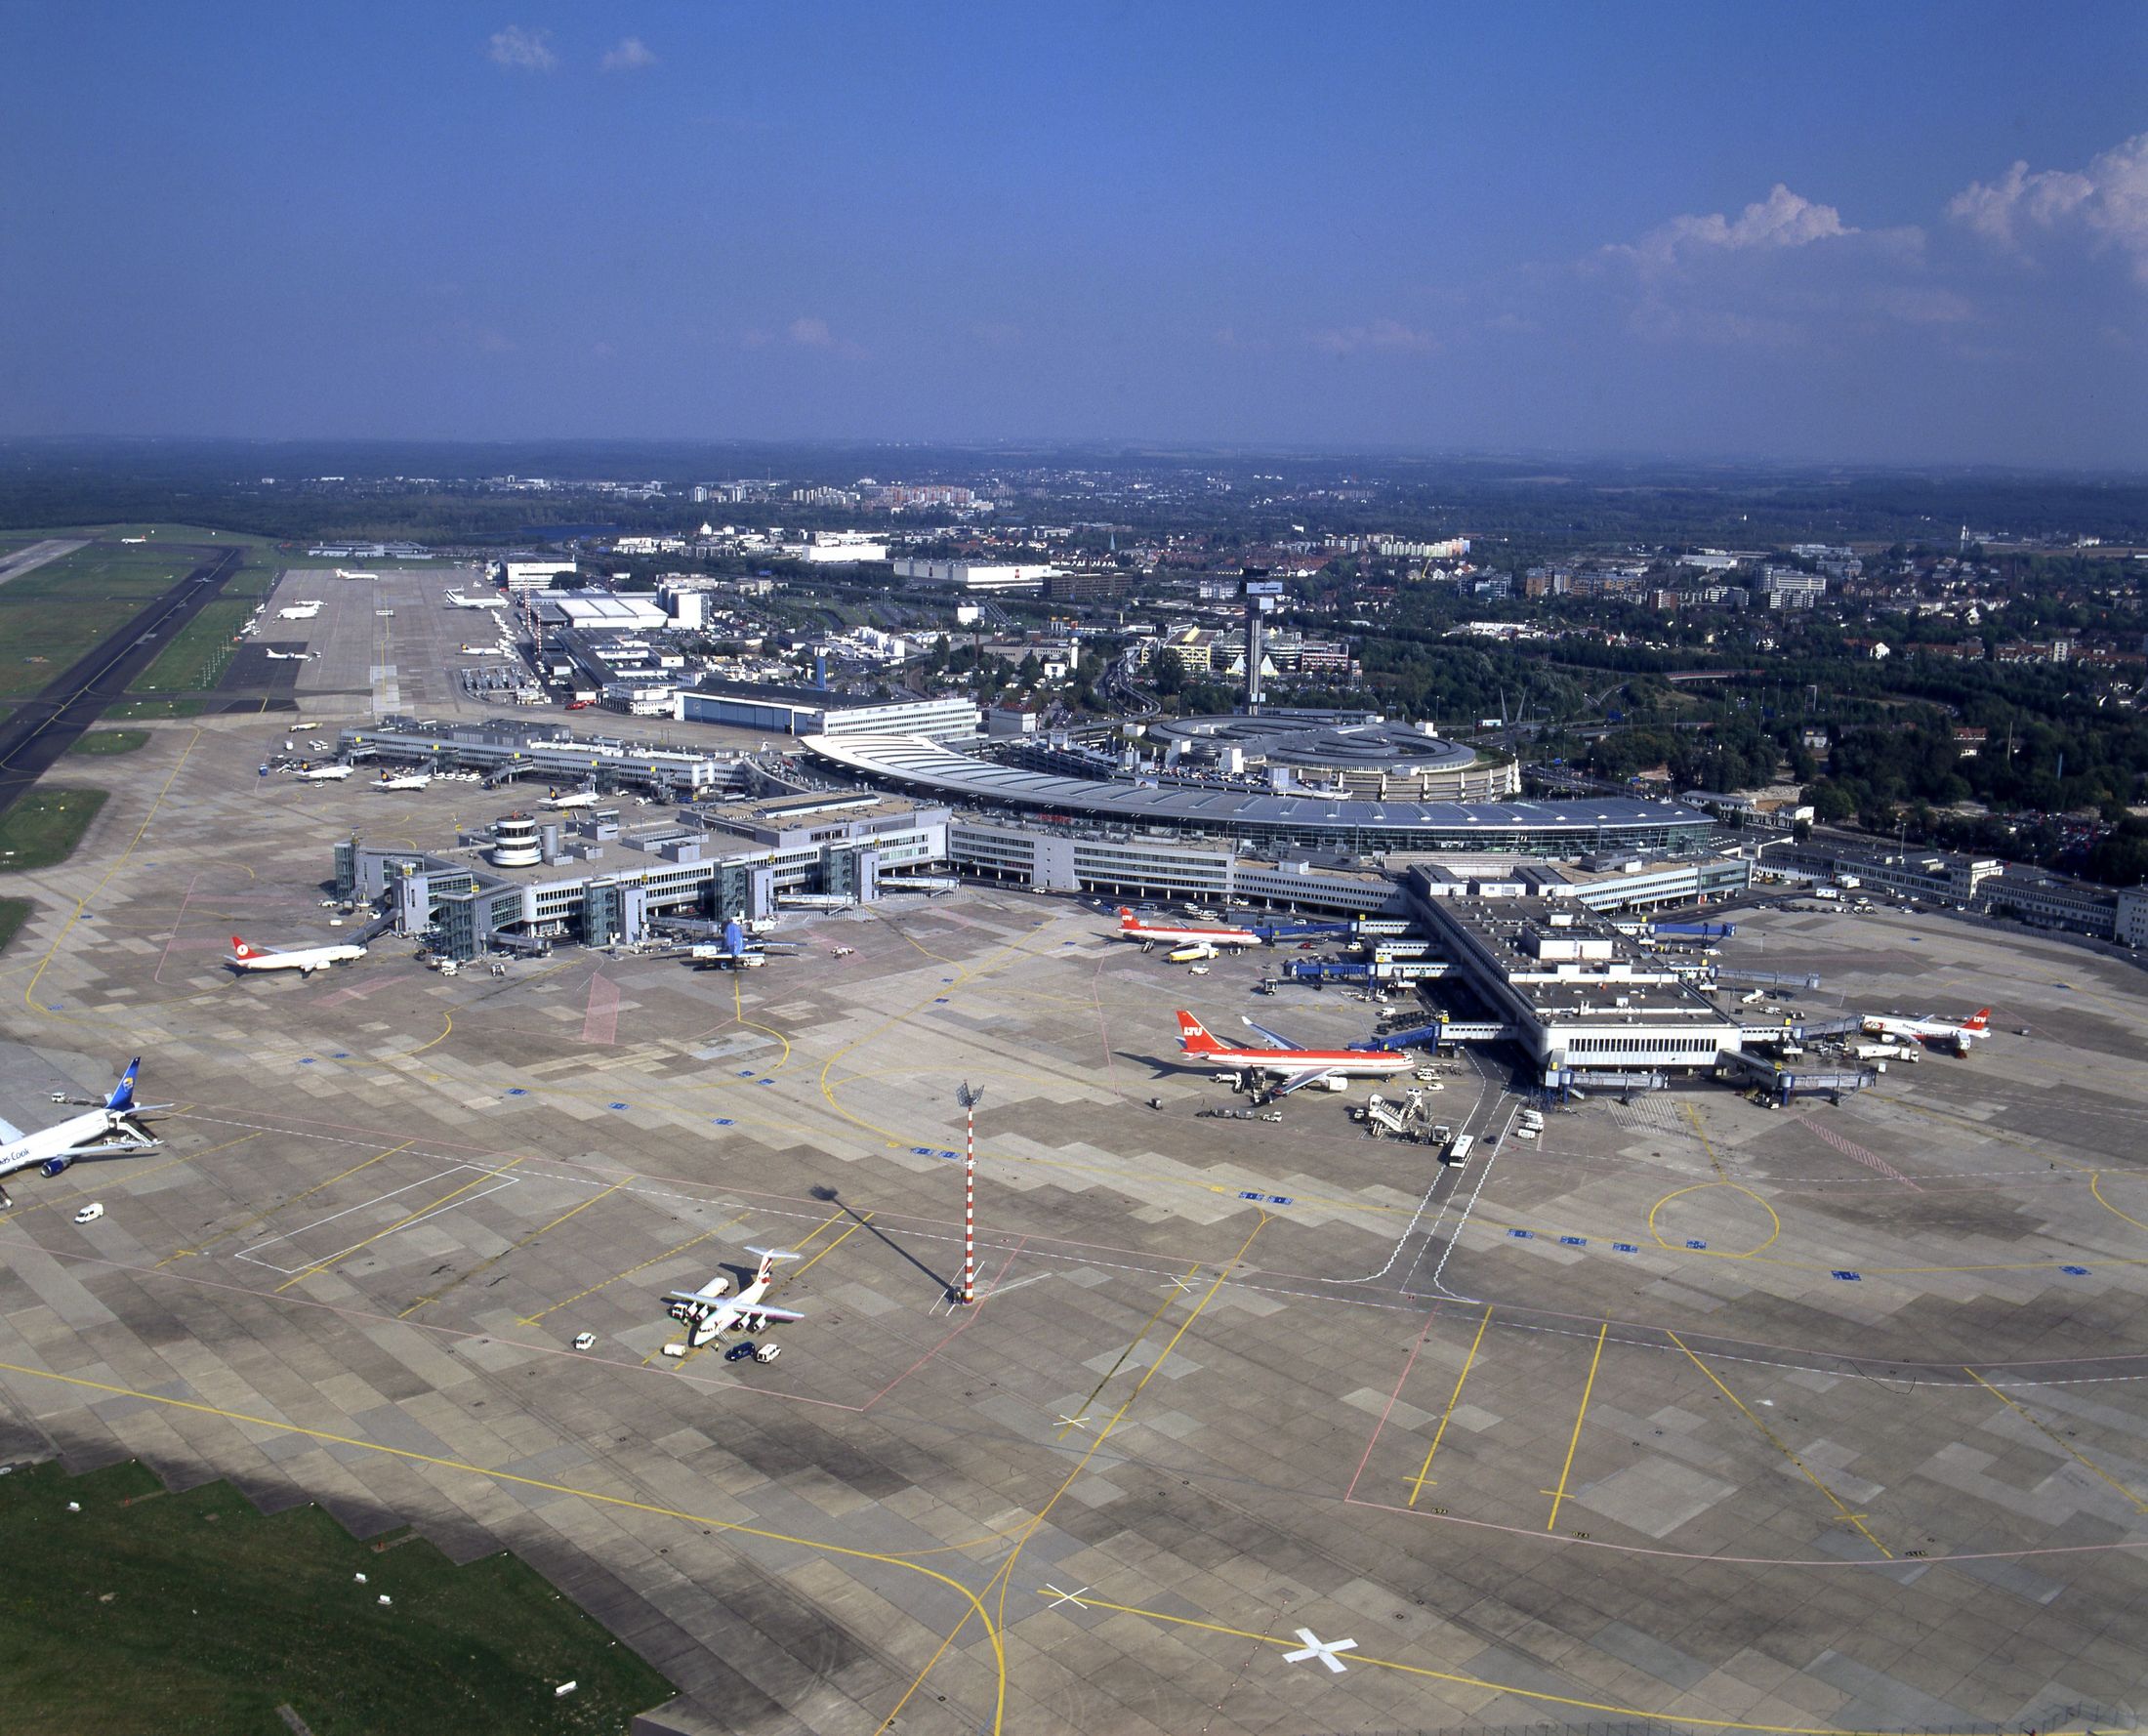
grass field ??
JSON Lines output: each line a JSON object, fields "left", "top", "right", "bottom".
{"left": 0, "top": 895, "right": 29, "bottom": 954}
{"left": 0, "top": 1460, "right": 675, "bottom": 1736}
{"left": 0, "top": 543, "right": 206, "bottom": 703}
{"left": 0, "top": 787, "right": 108, "bottom": 872}
{"left": 68, "top": 728, "right": 151, "bottom": 756}
{"left": 131, "top": 599, "right": 254, "bottom": 693}
{"left": 104, "top": 695, "right": 208, "bottom": 720}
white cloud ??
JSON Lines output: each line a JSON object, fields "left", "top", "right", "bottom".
{"left": 788, "top": 316, "right": 835, "bottom": 349}
{"left": 601, "top": 36, "right": 657, "bottom": 72}
{"left": 487, "top": 25, "right": 557, "bottom": 72}
{"left": 1613, "top": 185, "right": 1871, "bottom": 275}
{"left": 1950, "top": 133, "right": 2148, "bottom": 283}
{"left": 1310, "top": 317, "right": 1438, "bottom": 357}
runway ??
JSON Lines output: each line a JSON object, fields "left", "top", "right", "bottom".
{"left": 0, "top": 541, "right": 242, "bottom": 818}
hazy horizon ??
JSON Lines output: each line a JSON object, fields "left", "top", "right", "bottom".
{"left": 4, "top": 2, "right": 2145, "bottom": 467}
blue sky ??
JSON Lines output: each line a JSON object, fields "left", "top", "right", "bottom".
{"left": 2, "top": 1, "right": 2145, "bottom": 465}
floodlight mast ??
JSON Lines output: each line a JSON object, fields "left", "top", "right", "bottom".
{"left": 956, "top": 1082, "right": 983, "bottom": 1303}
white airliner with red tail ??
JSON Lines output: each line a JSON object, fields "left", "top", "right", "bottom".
{"left": 662, "top": 1247, "right": 804, "bottom": 1347}
{"left": 1117, "top": 907, "right": 1263, "bottom": 952}
{"left": 1171, "top": 1010, "right": 1414, "bottom": 1096}
{"left": 1860, "top": 1006, "right": 1992, "bottom": 1054}
{"left": 227, "top": 933, "right": 367, "bottom": 976}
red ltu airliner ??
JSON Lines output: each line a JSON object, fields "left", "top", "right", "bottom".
{"left": 1172, "top": 1010, "right": 1414, "bottom": 1095}
{"left": 1117, "top": 907, "right": 1263, "bottom": 950}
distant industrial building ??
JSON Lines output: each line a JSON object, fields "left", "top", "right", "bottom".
{"left": 893, "top": 558, "right": 1057, "bottom": 593}
{"left": 501, "top": 559, "right": 580, "bottom": 595}
{"left": 523, "top": 593, "right": 669, "bottom": 632}
{"left": 677, "top": 682, "right": 979, "bottom": 742}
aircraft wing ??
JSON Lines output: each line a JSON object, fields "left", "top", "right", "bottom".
{"left": 1239, "top": 1017, "right": 1304, "bottom": 1052}
{"left": 742, "top": 1304, "right": 806, "bottom": 1324}
{"left": 1268, "top": 1067, "right": 1340, "bottom": 1096}
{"left": 62, "top": 1137, "right": 163, "bottom": 1161}
{"left": 0, "top": 1115, "right": 21, "bottom": 1143}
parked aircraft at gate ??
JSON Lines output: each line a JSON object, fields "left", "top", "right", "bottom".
{"left": 1117, "top": 907, "right": 1263, "bottom": 951}
{"left": 1171, "top": 1010, "right": 1414, "bottom": 1095}
{"left": 1860, "top": 1007, "right": 1992, "bottom": 1054}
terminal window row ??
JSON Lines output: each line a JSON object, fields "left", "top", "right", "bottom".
{"left": 1568, "top": 1034, "right": 1720, "bottom": 1055}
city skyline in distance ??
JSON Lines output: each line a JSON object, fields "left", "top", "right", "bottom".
{"left": 2, "top": 1, "right": 2145, "bottom": 469}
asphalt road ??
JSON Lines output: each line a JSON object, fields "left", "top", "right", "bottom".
{"left": 0, "top": 542, "right": 244, "bottom": 818}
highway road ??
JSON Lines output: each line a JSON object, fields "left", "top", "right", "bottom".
{"left": 0, "top": 542, "right": 244, "bottom": 818}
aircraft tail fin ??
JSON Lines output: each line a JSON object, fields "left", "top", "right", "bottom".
{"left": 1962, "top": 1007, "right": 1992, "bottom": 1033}
{"left": 744, "top": 1245, "right": 799, "bottom": 1272}
{"left": 229, "top": 935, "right": 261, "bottom": 961}
{"left": 1176, "top": 1010, "right": 1221, "bottom": 1054}
{"left": 105, "top": 1058, "right": 141, "bottom": 1113}
{"left": 1118, "top": 906, "right": 1136, "bottom": 925}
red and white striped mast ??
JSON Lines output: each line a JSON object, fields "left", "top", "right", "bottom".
{"left": 957, "top": 1081, "right": 983, "bottom": 1304}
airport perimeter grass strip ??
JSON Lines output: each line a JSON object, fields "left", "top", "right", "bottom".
{"left": 67, "top": 728, "right": 150, "bottom": 756}
{"left": 131, "top": 598, "right": 255, "bottom": 693}
{"left": 105, "top": 694, "right": 207, "bottom": 719}
{"left": 0, "top": 1459, "right": 676, "bottom": 1736}
{"left": 0, "top": 895, "right": 29, "bottom": 955}
{"left": 0, "top": 786, "right": 107, "bottom": 872}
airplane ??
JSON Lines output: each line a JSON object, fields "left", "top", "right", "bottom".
{"left": 1170, "top": 1010, "right": 1415, "bottom": 1097}
{"left": 227, "top": 933, "right": 367, "bottom": 976}
{"left": 541, "top": 788, "right": 602, "bottom": 809}
{"left": 443, "top": 589, "right": 509, "bottom": 610}
{"left": 1860, "top": 1007, "right": 1992, "bottom": 1054}
{"left": 371, "top": 770, "right": 433, "bottom": 792}
{"left": 686, "top": 918, "right": 802, "bottom": 970}
{"left": 1117, "top": 906, "right": 1263, "bottom": 953}
{"left": 0, "top": 1059, "right": 166, "bottom": 1203}
{"left": 276, "top": 601, "right": 323, "bottom": 620}
{"left": 333, "top": 567, "right": 369, "bottom": 580}
{"left": 661, "top": 1247, "right": 804, "bottom": 1348}
{"left": 288, "top": 764, "right": 352, "bottom": 781}
{"left": 264, "top": 648, "right": 317, "bottom": 662}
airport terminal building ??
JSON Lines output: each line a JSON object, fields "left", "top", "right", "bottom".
{"left": 806, "top": 733, "right": 1717, "bottom": 857}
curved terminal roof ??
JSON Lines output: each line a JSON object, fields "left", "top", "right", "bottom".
{"left": 1146, "top": 714, "right": 1480, "bottom": 774}
{"left": 804, "top": 734, "right": 1713, "bottom": 848}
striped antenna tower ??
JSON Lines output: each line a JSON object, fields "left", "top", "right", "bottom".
{"left": 956, "top": 1082, "right": 984, "bottom": 1304}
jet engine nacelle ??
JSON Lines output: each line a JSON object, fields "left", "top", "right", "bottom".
{"left": 40, "top": 1155, "right": 72, "bottom": 1178}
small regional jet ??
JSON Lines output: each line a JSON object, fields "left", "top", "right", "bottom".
{"left": 227, "top": 933, "right": 367, "bottom": 976}
{"left": 371, "top": 771, "right": 432, "bottom": 792}
{"left": 1860, "top": 1007, "right": 1992, "bottom": 1055}
{"left": 288, "top": 763, "right": 352, "bottom": 781}
{"left": 276, "top": 601, "right": 323, "bottom": 621}
{"left": 661, "top": 1248, "right": 804, "bottom": 1348}
{"left": 263, "top": 648, "right": 317, "bottom": 662}
{"left": 443, "top": 590, "right": 509, "bottom": 610}
{"left": 541, "top": 788, "right": 601, "bottom": 809}
{"left": 1170, "top": 1010, "right": 1415, "bottom": 1096}
{"left": 0, "top": 1059, "right": 166, "bottom": 1202}
{"left": 1117, "top": 906, "right": 1262, "bottom": 952}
